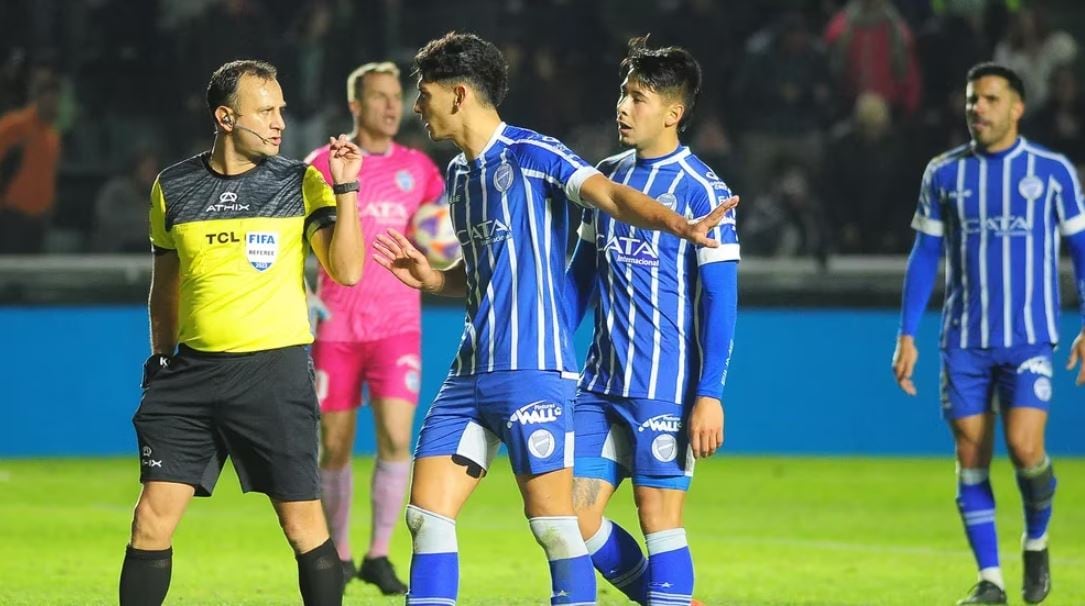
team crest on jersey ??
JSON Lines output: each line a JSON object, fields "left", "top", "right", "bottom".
{"left": 246, "top": 232, "right": 278, "bottom": 271}
{"left": 396, "top": 170, "right": 415, "bottom": 192}
{"left": 651, "top": 434, "right": 678, "bottom": 462}
{"left": 494, "top": 163, "right": 514, "bottom": 193}
{"left": 1034, "top": 377, "right": 1052, "bottom": 402}
{"left": 527, "top": 429, "right": 556, "bottom": 458}
{"left": 1018, "top": 175, "right": 1044, "bottom": 201}
{"left": 657, "top": 193, "right": 678, "bottom": 209}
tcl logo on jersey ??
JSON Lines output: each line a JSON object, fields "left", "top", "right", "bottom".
{"left": 637, "top": 414, "right": 682, "bottom": 434}
{"left": 361, "top": 202, "right": 408, "bottom": 224}
{"left": 205, "top": 232, "right": 240, "bottom": 244}
{"left": 458, "top": 219, "right": 511, "bottom": 246}
{"left": 246, "top": 232, "right": 279, "bottom": 271}
{"left": 962, "top": 215, "right": 1031, "bottom": 236}
{"left": 601, "top": 234, "right": 659, "bottom": 267}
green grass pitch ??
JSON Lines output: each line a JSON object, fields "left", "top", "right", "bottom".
{"left": 1, "top": 456, "right": 1082, "bottom": 605}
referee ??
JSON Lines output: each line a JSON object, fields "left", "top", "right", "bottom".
{"left": 118, "top": 60, "right": 363, "bottom": 606}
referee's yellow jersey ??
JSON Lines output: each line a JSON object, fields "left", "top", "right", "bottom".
{"left": 149, "top": 153, "right": 338, "bottom": 352}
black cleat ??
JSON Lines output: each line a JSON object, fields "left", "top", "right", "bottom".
{"left": 340, "top": 559, "right": 357, "bottom": 586}
{"left": 358, "top": 555, "right": 408, "bottom": 595}
{"left": 1023, "top": 549, "right": 1051, "bottom": 604}
{"left": 956, "top": 580, "right": 1007, "bottom": 605}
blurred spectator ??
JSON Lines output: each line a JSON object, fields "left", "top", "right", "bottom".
{"left": 91, "top": 151, "right": 159, "bottom": 253}
{"left": 0, "top": 68, "right": 61, "bottom": 254}
{"left": 1028, "top": 64, "right": 1085, "bottom": 166}
{"left": 825, "top": 92, "right": 914, "bottom": 254}
{"left": 732, "top": 11, "right": 835, "bottom": 192}
{"left": 993, "top": 5, "right": 1077, "bottom": 113}
{"left": 917, "top": 0, "right": 996, "bottom": 110}
{"left": 740, "top": 160, "right": 829, "bottom": 263}
{"left": 824, "top": 0, "right": 922, "bottom": 116}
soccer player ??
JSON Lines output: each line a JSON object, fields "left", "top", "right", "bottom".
{"left": 120, "top": 60, "right": 365, "bottom": 606}
{"left": 372, "top": 32, "right": 737, "bottom": 606}
{"left": 892, "top": 63, "right": 1085, "bottom": 605}
{"left": 565, "top": 37, "right": 737, "bottom": 606}
{"left": 305, "top": 61, "right": 444, "bottom": 595}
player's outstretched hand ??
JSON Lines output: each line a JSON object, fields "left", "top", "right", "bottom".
{"left": 328, "top": 135, "right": 363, "bottom": 185}
{"left": 1067, "top": 328, "right": 1085, "bottom": 386}
{"left": 689, "top": 396, "right": 724, "bottom": 459}
{"left": 685, "top": 195, "right": 740, "bottom": 248}
{"left": 373, "top": 228, "right": 444, "bottom": 293}
{"left": 892, "top": 335, "right": 919, "bottom": 396}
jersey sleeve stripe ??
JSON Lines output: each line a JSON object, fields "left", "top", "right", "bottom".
{"left": 565, "top": 165, "right": 601, "bottom": 206}
{"left": 1061, "top": 213, "right": 1085, "bottom": 236}
{"left": 697, "top": 243, "right": 741, "bottom": 265}
{"left": 304, "top": 206, "right": 337, "bottom": 241}
{"left": 911, "top": 213, "right": 945, "bottom": 236}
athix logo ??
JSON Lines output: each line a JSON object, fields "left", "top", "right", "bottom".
{"left": 140, "top": 446, "right": 162, "bottom": 468}
{"left": 638, "top": 414, "right": 682, "bottom": 433}
{"left": 602, "top": 234, "right": 659, "bottom": 267}
{"left": 962, "top": 215, "right": 1031, "bottom": 236}
{"left": 361, "top": 202, "right": 409, "bottom": 224}
{"left": 206, "top": 191, "right": 250, "bottom": 212}
{"left": 458, "top": 219, "right": 511, "bottom": 246}
{"left": 1017, "top": 355, "right": 1053, "bottom": 377}
{"left": 507, "top": 401, "right": 563, "bottom": 428}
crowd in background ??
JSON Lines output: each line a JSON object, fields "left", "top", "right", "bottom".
{"left": 1, "top": 0, "right": 1083, "bottom": 257}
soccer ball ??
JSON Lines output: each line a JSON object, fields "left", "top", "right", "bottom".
{"left": 409, "top": 201, "right": 462, "bottom": 270}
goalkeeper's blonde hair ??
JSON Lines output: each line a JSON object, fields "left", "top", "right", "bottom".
{"left": 347, "top": 62, "right": 401, "bottom": 101}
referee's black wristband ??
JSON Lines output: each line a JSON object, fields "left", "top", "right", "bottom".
{"left": 332, "top": 181, "right": 359, "bottom": 195}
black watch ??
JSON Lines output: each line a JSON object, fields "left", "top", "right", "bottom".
{"left": 332, "top": 181, "right": 359, "bottom": 195}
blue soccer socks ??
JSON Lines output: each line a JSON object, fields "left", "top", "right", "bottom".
{"left": 529, "top": 516, "right": 597, "bottom": 605}
{"left": 405, "top": 505, "right": 459, "bottom": 605}
{"left": 645, "top": 528, "right": 694, "bottom": 606}
{"left": 586, "top": 518, "right": 648, "bottom": 603}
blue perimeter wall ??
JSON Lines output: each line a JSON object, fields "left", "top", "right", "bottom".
{"left": 1, "top": 305, "right": 1083, "bottom": 457}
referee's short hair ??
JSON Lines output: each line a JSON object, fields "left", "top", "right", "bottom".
{"left": 347, "top": 62, "right": 401, "bottom": 102}
{"left": 206, "top": 59, "right": 278, "bottom": 112}
{"left": 620, "top": 35, "right": 702, "bottom": 132}
{"left": 967, "top": 62, "right": 1026, "bottom": 103}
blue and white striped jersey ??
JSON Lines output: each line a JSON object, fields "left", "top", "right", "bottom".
{"left": 445, "top": 123, "right": 599, "bottom": 376}
{"left": 912, "top": 137, "right": 1085, "bottom": 349}
{"left": 579, "top": 146, "right": 740, "bottom": 403}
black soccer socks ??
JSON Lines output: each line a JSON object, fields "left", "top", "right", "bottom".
{"left": 296, "top": 538, "right": 344, "bottom": 605}
{"left": 119, "top": 545, "right": 172, "bottom": 606}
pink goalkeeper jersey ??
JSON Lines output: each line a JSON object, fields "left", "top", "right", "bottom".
{"left": 306, "top": 141, "right": 445, "bottom": 342}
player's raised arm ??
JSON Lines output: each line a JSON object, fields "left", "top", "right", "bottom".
{"left": 310, "top": 135, "right": 365, "bottom": 286}
{"left": 578, "top": 173, "right": 738, "bottom": 248}
{"left": 1056, "top": 163, "right": 1085, "bottom": 385}
{"left": 372, "top": 228, "right": 467, "bottom": 297}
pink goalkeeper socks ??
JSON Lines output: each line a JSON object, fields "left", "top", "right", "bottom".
{"left": 320, "top": 466, "right": 354, "bottom": 561}
{"left": 368, "top": 459, "right": 411, "bottom": 558}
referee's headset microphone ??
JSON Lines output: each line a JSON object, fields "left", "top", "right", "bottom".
{"left": 224, "top": 113, "right": 273, "bottom": 144}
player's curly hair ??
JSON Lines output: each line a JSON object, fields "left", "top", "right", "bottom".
{"left": 413, "top": 32, "right": 509, "bottom": 108}
{"left": 620, "top": 35, "right": 702, "bottom": 132}
{"left": 206, "top": 59, "right": 277, "bottom": 112}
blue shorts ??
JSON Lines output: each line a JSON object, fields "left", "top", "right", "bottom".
{"left": 940, "top": 344, "right": 1055, "bottom": 420}
{"left": 573, "top": 391, "right": 693, "bottom": 491}
{"left": 414, "top": 370, "right": 576, "bottom": 476}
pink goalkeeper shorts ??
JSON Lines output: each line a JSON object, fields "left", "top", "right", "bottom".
{"left": 312, "top": 333, "right": 421, "bottom": 412}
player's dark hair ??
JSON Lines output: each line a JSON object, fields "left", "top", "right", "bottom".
{"left": 967, "top": 62, "right": 1026, "bottom": 103}
{"left": 412, "top": 32, "right": 509, "bottom": 108}
{"left": 206, "top": 60, "right": 278, "bottom": 112}
{"left": 620, "top": 35, "right": 702, "bottom": 132}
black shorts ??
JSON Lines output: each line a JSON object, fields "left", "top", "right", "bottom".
{"left": 133, "top": 344, "right": 320, "bottom": 500}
